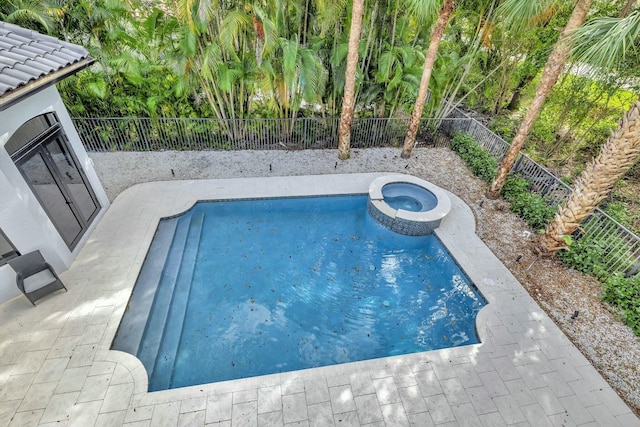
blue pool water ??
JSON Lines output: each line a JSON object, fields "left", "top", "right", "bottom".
{"left": 382, "top": 183, "right": 438, "bottom": 212}
{"left": 124, "top": 195, "right": 486, "bottom": 391}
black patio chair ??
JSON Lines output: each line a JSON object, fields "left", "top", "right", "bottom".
{"left": 8, "top": 250, "right": 67, "bottom": 305}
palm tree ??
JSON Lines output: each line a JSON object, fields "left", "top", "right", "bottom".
{"left": 486, "top": 0, "right": 593, "bottom": 198}
{"left": 260, "top": 35, "right": 327, "bottom": 121}
{"left": 0, "top": 0, "right": 55, "bottom": 34}
{"left": 338, "top": 0, "right": 364, "bottom": 160}
{"left": 620, "top": 0, "right": 638, "bottom": 18}
{"left": 401, "top": 0, "right": 455, "bottom": 159}
{"left": 537, "top": 11, "right": 640, "bottom": 255}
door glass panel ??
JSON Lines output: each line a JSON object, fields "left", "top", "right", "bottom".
{"left": 19, "top": 152, "right": 83, "bottom": 246}
{"left": 46, "top": 137, "right": 98, "bottom": 222}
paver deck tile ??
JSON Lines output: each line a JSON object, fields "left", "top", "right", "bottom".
{"left": 231, "top": 401, "right": 258, "bottom": 427}
{"left": 354, "top": 394, "right": 383, "bottom": 424}
{"left": 282, "top": 393, "right": 307, "bottom": 424}
{"left": 307, "top": 402, "right": 333, "bottom": 427}
{"left": 371, "top": 377, "right": 400, "bottom": 405}
{"left": 257, "top": 410, "right": 284, "bottom": 427}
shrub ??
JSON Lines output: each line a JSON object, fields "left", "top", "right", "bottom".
{"left": 501, "top": 175, "right": 557, "bottom": 231}
{"left": 602, "top": 201, "right": 631, "bottom": 228}
{"left": 557, "top": 235, "right": 608, "bottom": 278}
{"left": 559, "top": 220, "right": 635, "bottom": 278}
{"left": 602, "top": 274, "right": 640, "bottom": 335}
{"left": 507, "top": 192, "right": 557, "bottom": 231}
{"left": 501, "top": 175, "right": 530, "bottom": 201}
{"left": 558, "top": 225, "right": 640, "bottom": 335}
{"left": 450, "top": 133, "right": 497, "bottom": 183}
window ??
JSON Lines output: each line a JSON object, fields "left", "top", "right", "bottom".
{"left": 6, "top": 113, "right": 101, "bottom": 249}
{"left": 0, "top": 229, "right": 19, "bottom": 266}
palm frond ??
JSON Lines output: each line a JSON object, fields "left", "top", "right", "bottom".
{"left": 571, "top": 11, "right": 640, "bottom": 72}
{"left": 219, "top": 10, "right": 252, "bottom": 57}
{"left": 402, "top": 0, "right": 441, "bottom": 25}
{"left": 196, "top": 0, "right": 218, "bottom": 23}
{"left": 315, "top": 0, "right": 349, "bottom": 35}
{"left": 497, "top": 0, "right": 561, "bottom": 32}
{"left": 281, "top": 36, "right": 299, "bottom": 86}
{"left": 4, "top": 5, "right": 54, "bottom": 33}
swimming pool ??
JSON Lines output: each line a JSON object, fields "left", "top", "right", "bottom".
{"left": 113, "top": 194, "right": 486, "bottom": 391}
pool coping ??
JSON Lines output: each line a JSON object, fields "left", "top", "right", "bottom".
{"left": 93, "top": 174, "right": 595, "bottom": 406}
{"left": 110, "top": 175, "right": 484, "bottom": 397}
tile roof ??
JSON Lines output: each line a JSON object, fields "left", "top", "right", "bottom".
{"left": 0, "top": 21, "right": 94, "bottom": 108}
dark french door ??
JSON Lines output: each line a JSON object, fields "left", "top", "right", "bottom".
{"left": 7, "top": 113, "right": 100, "bottom": 250}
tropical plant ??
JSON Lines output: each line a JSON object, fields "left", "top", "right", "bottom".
{"left": 401, "top": 0, "right": 455, "bottom": 159}
{"left": 538, "top": 11, "right": 640, "bottom": 255}
{"left": 260, "top": 35, "right": 327, "bottom": 135}
{"left": 0, "top": 0, "right": 56, "bottom": 33}
{"left": 487, "top": 0, "right": 594, "bottom": 198}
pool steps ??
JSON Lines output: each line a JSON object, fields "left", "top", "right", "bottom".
{"left": 152, "top": 211, "right": 204, "bottom": 390}
{"left": 111, "top": 219, "right": 178, "bottom": 356}
{"left": 114, "top": 210, "right": 205, "bottom": 390}
{"left": 136, "top": 216, "right": 191, "bottom": 378}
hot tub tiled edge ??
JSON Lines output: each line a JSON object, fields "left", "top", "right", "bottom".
{"left": 367, "top": 174, "right": 451, "bottom": 235}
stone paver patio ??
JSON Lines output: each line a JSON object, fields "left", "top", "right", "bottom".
{"left": 0, "top": 173, "right": 638, "bottom": 427}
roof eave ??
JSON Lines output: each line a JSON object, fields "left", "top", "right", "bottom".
{"left": 0, "top": 57, "right": 95, "bottom": 112}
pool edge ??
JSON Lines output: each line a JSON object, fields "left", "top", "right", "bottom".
{"left": 102, "top": 173, "right": 518, "bottom": 406}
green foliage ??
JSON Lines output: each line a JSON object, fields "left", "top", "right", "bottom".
{"left": 602, "top": 274, "right": 640, "bottom": 335}
{"left": 501, "top": 175, "right": 529, "bottom": 200}
{"left": 450, "top": 133, "right": 497, "bottom": 183}
{"left": 499, "top": 175, "right": 558, "bottom": 231}
{"left": 508, "top": 192, "right": 557, "bottom": 231}
{"left": 558, "top": 221, "right": 640, "bottom": 335}
{"left": 557, "top": 235, "right": 608, "bottom": 278}
{"left": 488, "top": 115, "right": 518, "bottom": 141}
{"left": 558, "top": 220, "right": 640, "bottom": 335}
{"left": 2, "top": 0, "right": 636, "bottom": 127}
{"left": 494, "top": 74, "right": 636, "bottom": 164}
{"left": 602, "top": 201, "right": 631, "bottom": 228}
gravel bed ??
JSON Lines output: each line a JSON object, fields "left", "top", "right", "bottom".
{"left": 90, "top": 147, "right": 640, "bottom": 414}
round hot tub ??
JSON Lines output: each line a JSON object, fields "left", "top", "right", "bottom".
{"left": 381, "top": 182, "right": 438, "bottom": 212}
{"left": 368, "top": 175, "right": 451, "bottom": 235}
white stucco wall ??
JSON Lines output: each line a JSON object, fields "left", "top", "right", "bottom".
{"left": 0, "top": 85, "right": 109, "bottom": 304}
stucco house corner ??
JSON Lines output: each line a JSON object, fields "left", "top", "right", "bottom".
{"left": 0, "top": 21, "right": 109, "bottom": 305}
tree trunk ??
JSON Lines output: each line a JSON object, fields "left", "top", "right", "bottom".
{"left": 506, "top": 74, "right": 535, "bottom": 111}
{"left": 486, "top": 0, "right": 593, "bottom": 198}
{"left": 338, "top": 0, "right": 364, "bottom": 160}
{"left": 537, "top": 100, "right": 640, "bottom": 255}
{"left": 401, "top": 0, "right": 456, "bottom": 159}
{"left": 620, "top": 0, "right": 638, "bottom": 18}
